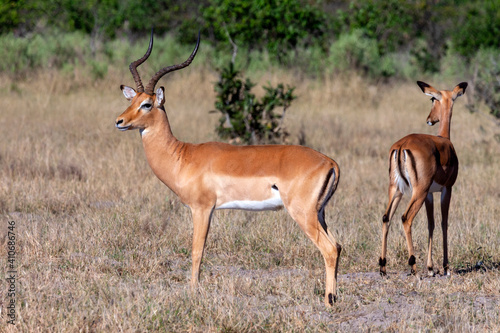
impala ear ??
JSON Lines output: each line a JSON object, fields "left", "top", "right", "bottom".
{"left": 452, "top": 82, "right": 468, "bottom": 101}
{"left": 155, "top": 86, "right": 165, "bottom": 108}
{"left": 417, "top": 81, "right": 442, "bottom": 101}
{"left": 121, "top": 85, "right": 137, "bottom": 101}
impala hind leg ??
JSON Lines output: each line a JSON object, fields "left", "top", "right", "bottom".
{"left": 291, "top": 209, "right": 341, "bottom": 307}
{"left": 401, "top": 193, "right": 427, "bottom": 275}
{"left": 380, "top": 184, "right": 403, "bottom": 276}
{"left": 424, "top": 193, "right": 436, "bottom": 276}
{"left": 190, "top": 206, "right": 214, "bottom": 288}
{"left": 440, "top": 187, "right": 452, "bottom": 275}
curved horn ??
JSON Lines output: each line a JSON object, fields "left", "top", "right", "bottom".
{"left": 144, "top": 31, "right": 200, "bottom": 95}
{"left": 129, "top": 28, "right": 154, "bottom": 93}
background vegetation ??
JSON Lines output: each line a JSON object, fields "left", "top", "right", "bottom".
{"left": 0, "top": 0, "right": 499, "bottom": 331}
{"left": 1, "top": 0, "right": 499, "bottom": 117}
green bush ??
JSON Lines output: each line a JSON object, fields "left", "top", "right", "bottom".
{"left": 471, "top": 48, "right": 500, "bottom": 118}
{"left": 200, "top": 0, "right": 327, "bottom": 63}
{"left": 213, "top": 63, "right": 296, "bottom": 144}
{"left": 334, "top": 0, "right": 421, "bottom": 55}
{"left": 328, "top": 30, "right": 379, "bottom": 74}
{"left": 410, "top": 39, "right": 440, "bottom": 74}
{"left": 328, "top": 30, "right": 399, "bottom": 78}
{"left": 89, "top": 60, "right": 108, "bottom": 80}
{"left": 0, "top": 31, "right": 91, "bottom": 76}
{"left": 451, "top": 1, "right": 500, "bottom": 60}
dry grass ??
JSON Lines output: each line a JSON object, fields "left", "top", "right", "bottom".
{"left": 0, "top": 67, "right": 499, "bottom": 332}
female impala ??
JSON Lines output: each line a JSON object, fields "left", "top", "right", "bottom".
{"left": 379, "top": 81, "right": 467, "bottom": 276}
{"left": 115, "top": 31, "right": 342, "bottom": 306}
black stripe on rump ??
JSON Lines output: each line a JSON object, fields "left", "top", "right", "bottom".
{"left": 317, "top": 168, "right": 335, "bottom": 233}
{"left": 404, "top": 149, "right": 418, "bottom": 183}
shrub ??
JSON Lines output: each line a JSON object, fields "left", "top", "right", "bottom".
{"left": 212, "top": 63, "right": 296, "bottom": 144}
{"left": 0, "top": 31, "right": 90, "bottom": 76}
{"left": 410, "top": 39, "right": 440, "bottom": 74}
{"left": 200, "top": 0, "right": 327, "bottom": 63}
{"left": 329, "top": 30, "right": 379, "bottom": 74}
{"left": 89, "top": 60, "right": 108, "bottom": 80}
{"left": 334, "top": 0, "right": 421, "bottom": 55}
{"left": 328, "top": 30, "right": 398, "bottom": 77}
{"left": 451, "top": 1, "right": 500, "bottom": 60}
{"left": 471, "top": 48, "right": 500, "bottom": 118}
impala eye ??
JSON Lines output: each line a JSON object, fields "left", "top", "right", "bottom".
{"left": 141, "top": 103, "right": 152, "bottom": 110}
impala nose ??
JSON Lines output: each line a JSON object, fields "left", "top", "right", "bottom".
{"left": 116, "top": 119, "right": 123, "bottom": 126}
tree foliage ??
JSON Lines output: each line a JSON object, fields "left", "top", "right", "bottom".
{"left": 1, "top": 0, "right": 499, "bottom": 118}
{"left": 471, "top": 48, "right": 500, "bottom": 118}
{"left": 200, "top": 0, "right": 327, "bottom": 61}
{"left": 451, "top": 0, "right": 500, "bottom": 60}
{"left": 1, "top": 0, "right": 197, "bottom": 38}
{"left": 213, "top": 63, "right": 296, "bottom": 144}
{"left": 0, "top": 0, "right": 25, "bottom": 34}
{"left": 334, "top": 0, "right": 422, "bottom": 55}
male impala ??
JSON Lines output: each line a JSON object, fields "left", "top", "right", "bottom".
{"left": 115, "top": 31, "right": 342, "bottom": 306}
{"left": 379, "top": 81, "right": 467, "bottom": 276}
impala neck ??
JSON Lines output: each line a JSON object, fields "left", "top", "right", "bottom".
{"left": 437, "top": 105, "right": 453, "bottom": 140}
{"left": 437, "top": 114, "right": 451, "bottom": 139}
{"left": 140, "top": 108, "right": 182, "bottom": 180}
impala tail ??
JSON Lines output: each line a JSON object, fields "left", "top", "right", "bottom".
{"left": 389, "top": 148, "right": 414, "bottom": 195}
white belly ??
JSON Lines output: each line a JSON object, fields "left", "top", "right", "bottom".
{"left": 428, "top": 181, "right": 444, "bottom": 193}
{"left": 216, "top": 188, "right": 284, "bottom": 211}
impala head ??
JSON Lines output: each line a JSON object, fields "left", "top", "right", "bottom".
{"left": 116, "top": 29, "right": 200, "bottom": 132}
{"left": 417, "top": 81, "right": 468, "bottom": 126}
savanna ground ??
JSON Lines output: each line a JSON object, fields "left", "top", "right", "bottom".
{"left": 0, "top": 64, "right": 499, "bottom": 331}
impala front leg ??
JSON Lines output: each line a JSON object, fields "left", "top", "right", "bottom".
{"left": 190, "top": 206, "right": 214, "bottom": 288}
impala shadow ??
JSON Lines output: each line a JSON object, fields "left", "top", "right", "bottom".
{"left": 454, "top": 260, "right": 500, "bottom": 275}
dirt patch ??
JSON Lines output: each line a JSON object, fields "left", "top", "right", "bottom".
{"left": 199, "top": 266, "right": 500, "bottom": 331}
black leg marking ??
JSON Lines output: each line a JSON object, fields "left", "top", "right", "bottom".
{"left": 408, "top": 255, "right": 416, "bottom": 266}
{"left": 379, "top": 257, "right": 387, "bottom": 267}
{"left": 328, "top": 293, "right": 336, "bottom": 305}
{"left": 382, "top": 214, "right": 389, "bottom": 223}
{"left": 318, "top": 207, "right": 328, "bottom": 233}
